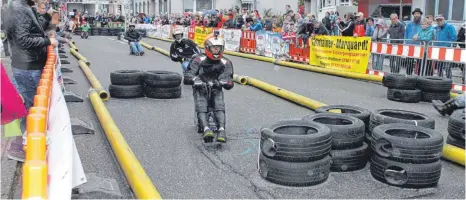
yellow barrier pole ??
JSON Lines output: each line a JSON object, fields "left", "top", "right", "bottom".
{"left": 70, "top": 48, "right": 90, "bottom": 66}
{"left": 69, "top": 42, "right": 78, "bottom": 51}
{"left": 232, "top": 74, "right": 248, "bottom": 85}
{"left": 88, "top": 89, "right": 162, "bottom": 199}
{"left": 240, "top": 76, "right": 327, "bottom": 110}
{"left": 78, "top": 60, "right": 110, "bottom": 101}
{"left": 139, "top": 41, "right": 155, "bottom": 50}
{"left": 442, "top": 144, "right": 465, "bottom": 166}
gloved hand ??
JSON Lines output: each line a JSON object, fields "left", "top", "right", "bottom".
{"left": 193, "top": 77, "right": 204, "bottom": 89}
{"left": 219, "top": 80, "right": 234, "bottom": 90}
{"left": 212, "top": 80, "right": 222, "bottom": 89}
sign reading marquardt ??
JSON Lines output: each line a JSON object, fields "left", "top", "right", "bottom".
{"left": 194, "top": 26, "right": 213, "bottom": 47}
{"left": 309, "top": 36, "right": 371, "bottom": 73}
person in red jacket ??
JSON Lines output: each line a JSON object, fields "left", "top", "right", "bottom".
{"left": 353, "top": 12, "right": 366, "bottom": 37}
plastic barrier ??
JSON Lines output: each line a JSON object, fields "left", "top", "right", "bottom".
{"left": 240, "top": 30, "right": 256, "bottom": 54}
{"left": 425, "top": 42, "right": 465, "bottom": 90}
{"left": 23, "top": 45, "right": 86, "bottom": 199}
{"left": 188, "top": 26, "right": 195, "bottom": 40}
{"left": 369, "top": 39, "right": 465, "bottom": 91}
{"left": 289, "top": 40, "right": 310, "bottom": 64}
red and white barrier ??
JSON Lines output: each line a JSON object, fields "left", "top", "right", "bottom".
{"left": 427, "top": 47, "right": 466, "bottom": 63}
{"left": 371, "top": 42, "right": 425, "bottom": 58}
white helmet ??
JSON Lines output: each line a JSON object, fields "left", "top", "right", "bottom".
{"left": 172, "top": 28, "right": 183, "bottom": 42}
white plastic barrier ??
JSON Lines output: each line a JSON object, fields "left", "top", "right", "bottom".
{"left": 222, "top": 29, "right": 242, "bottom": 52}
{"left": 161, "top": 25, "right": 171, "bottom": 39}
{"left": 48, "top": 49, "right": 87, "bottom": 199}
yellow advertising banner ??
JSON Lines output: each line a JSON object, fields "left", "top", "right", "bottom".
{"left": 194, "top": 26, "right": 213, "bottom": 47}
{"left": 309, "top": 36, "right": 371, "bottom": 74}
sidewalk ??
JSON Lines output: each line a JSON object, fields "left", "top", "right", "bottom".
{"left": 1, "top": 57, "right": 23, "bottom": 199}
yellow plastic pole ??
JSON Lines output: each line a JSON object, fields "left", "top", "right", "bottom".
{"left": 442, "top": 144, "right": 465, "bottom": 166}
{"left": 68, "top": 42, "right": 78, "bottom": 51}
{"left": 241, "top": 76, "right": 327, "bottom": 110}
{"left": 78, "top": 60, "right": 109, "bottom": 101}
{"left": 70, "top": 48, "right": 90, "bottom": 66}
{"left": 139, "top": 41, "right": 155, "bottom": 50}
{"left": 88, "top": 89, "right": 162, "bottom": 199}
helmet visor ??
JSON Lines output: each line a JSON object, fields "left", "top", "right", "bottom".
{"left": 208, "top": 45, "right": 224, "bottom": 55}
{"left": 174, "top": 34, "right": 183, "bottom": 40}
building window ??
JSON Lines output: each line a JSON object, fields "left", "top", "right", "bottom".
{"left": 340, "top": 0, "right": 350, "bottom": 6}
{"left": 452, "top": 0, "right": 464, "bottom": 21}
{"left": 196, "top": 0, "right": 212, "bottom": 11}
{"left": 183, "top": 0, "right": 193, "bottom": 12}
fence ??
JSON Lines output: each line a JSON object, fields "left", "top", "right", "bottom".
{"left": 22, "top": 45, "right": 86, "bottom": 199}
{"left": 139, "top": 25, "right": 465, "bottom": 91}
{"left": 369, "top": 39, "right": 466, "bottom": 90}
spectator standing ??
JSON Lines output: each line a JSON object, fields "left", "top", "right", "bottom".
{"left": 5, "top": 0, "right": 57, "bottom": 161}
{"left": 312, "top": 20, "right": 329, "bottom": 36}
{"left": 281, "top": 15, "right": 293, "bottom": 33}
{"left": 296, "top": 19, "right": 312, "bottom": 47}
{"left": 295, "top": 13, "right": 304, "bottom": 30}
{"left": 372, "top": 19, "right": 388, "bottom": 71}
{"left": 405, "top": 8, "right": 423, "bottom": 45}
{"left": 457, "top": 23, "right": 465, "bottom": 83}
{"left": 353, "top": 12, "right": 366, "bottom": 37}
{"left": 434, "top": 14, "right": 457, "bottom": 79}
{"left": 322, "top": 12, "right": 331, "bottom": 32}
{"left": 365, "top": 17, "right": 375, "bottom": 36}
{"left": 338, "top": 12, "right": 355, "bottom": 36}
{"left": 387, "top": 13, "right": 405, "bottom": 73}
{"left": 253, "top": 10, "right": 261, "bottom": 21}
{"left": 249, "top": 17, "right": 263, "bottom": 31}
{"left": 414, "top": 18, "right": 435, "bottom": 76}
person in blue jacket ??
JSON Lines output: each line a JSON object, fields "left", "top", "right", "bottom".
{"left": 404, "top": 8, "right": 423, "bottom": 45}
{"left": 413, "top": 18, "right": 435, "bottom": 75}
{"left": 403, "top": 8, "right": 423, "bottom": 75}
{"left": 249, "top": 17, "right": 263, "bottom": 31}
{"left": 433, "top": 14, "right": 457, "bottom": 79}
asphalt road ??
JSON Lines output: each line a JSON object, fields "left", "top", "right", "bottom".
{"left": 69, "top": 36, "right": 464, "bottom": 199}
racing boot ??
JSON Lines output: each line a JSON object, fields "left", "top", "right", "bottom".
{"left": 140, "top": 51, "right": 145, "bottom": 56}
{"left": 217, "top": 128, "right": 227, "bottom": 143}
{"left": 198, "top": 112, "right": 214, "bottom": 142}
{"left": 214, "top": 111, "right": 227, "bottom": 143}
{"left": 432, "top": 99, "right": 458, "bottom": 116}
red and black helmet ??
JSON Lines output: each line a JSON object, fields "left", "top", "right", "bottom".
{"left": 204, "top": 31, "right": 224, "bottom": 60}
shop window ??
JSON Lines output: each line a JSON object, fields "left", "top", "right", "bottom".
{"left": 196, "top": 0, "right": 212, "bottom": 11}
{"left": 452, "top": 0, "right": 464, "bottom": 21}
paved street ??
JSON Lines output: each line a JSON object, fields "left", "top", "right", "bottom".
{"left": 4, "top": 35, "right": 464, "bottom": 199}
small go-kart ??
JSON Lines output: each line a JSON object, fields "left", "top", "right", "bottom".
{"left": 193, "top": 81, "right": 218, "bottom": 134}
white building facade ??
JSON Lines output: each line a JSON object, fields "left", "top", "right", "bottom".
{"left": 130, "top": 0, "right": 298, "bottom": 16}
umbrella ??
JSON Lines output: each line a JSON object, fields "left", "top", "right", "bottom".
{"left": 204, "top": 10, "right": 218, "bottom": 15}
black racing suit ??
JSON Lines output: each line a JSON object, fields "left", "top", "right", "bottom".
{"left": 170, "top": 38, "right": 201, "bottom": 71}
{"left": 186, "top": 55, "right": 234, "bottom": 130}
{"left": 124, "top": 28, "right": 142, "bottom": 42}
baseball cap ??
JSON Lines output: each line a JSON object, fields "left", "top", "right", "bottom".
{"left": 434, "top": 14, "right": 445, "bottom": 20}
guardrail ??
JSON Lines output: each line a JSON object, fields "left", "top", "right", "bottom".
{"left": 22, "top": 44, "right": 86, "bottom": 199}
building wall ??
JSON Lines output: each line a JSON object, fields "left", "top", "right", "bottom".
{"left": 171, "top": 0, "right": 184, "bottom": 13}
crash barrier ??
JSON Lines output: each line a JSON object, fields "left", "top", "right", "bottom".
{"left": 369, "top": 39, "right": 465, "bottom": 91}
{"left": 70, "top": 48, "right": 90, "bottom": 66}
{"left": 77, "top": 60, "right": 110, "bottom": 101}
{"left": 23, "top": 45, "right": 86, "bottom": 199}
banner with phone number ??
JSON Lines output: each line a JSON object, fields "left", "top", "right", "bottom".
{"left": 193, "top": 26, "right": 213, "bottom": 47}
{"left": 309, "top": 36, "right": 371, "bottom": 74}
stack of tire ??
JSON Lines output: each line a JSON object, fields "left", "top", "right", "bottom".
{"left": 382, "top": 74, "right": 421, "bottom": 103}
{"left": 303, "top": 112, "right": 369, "bottom": 172}
{"left": 91, "top": 27, "right": 100, "bottom": 36}
{"left": 74, "top": 27, "right": 82, "bottom": 36}
{"left": 417, "top": 76, "right": 452, "bottom": 102}
{"left": 109, "top": 70, "right": 145, "bottom": 98}
{"left": 446, "top": 109, "right": 465, "bottom": 149}
{"left": 143, "top": 70, "right": 182, "bottom": 99}
{"left": 367, "top": 109, "right": 435, "bottom": 142}
{"left": 100, "top": 28, "right": 110, "bottom": 36}
{"left": 370, "top": 123, "right": 443, "bottom": 188}
{"left": 258, "top": 120, "right": 332, "bottom": 186}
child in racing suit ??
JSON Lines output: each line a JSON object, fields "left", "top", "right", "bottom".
{"left": 169, "top": 28, "right": 201, "bottom": 72}
{"left": 185, "top": 32, "right": 234, "bottom": 143}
